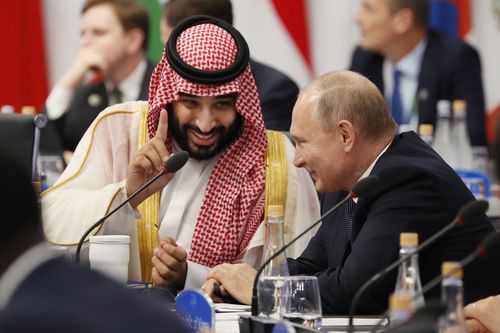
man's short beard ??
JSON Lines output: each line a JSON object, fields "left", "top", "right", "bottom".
{"left": 167, "top": 105, "right": 243, "bottom": 160}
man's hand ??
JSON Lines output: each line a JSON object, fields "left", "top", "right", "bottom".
{"left": 151, "top": 237, "right": 188, "bottom": 290}
{"left": 59, "top": 47, "right": 108, "bottom": 89}
{"left": 202, "top": 263, "right": 256, "bottom": 305}
{"left": 126, "top": 109, "right": 173, "bottom": 208}
{"left": 464, "top": 295, "right": 500, "bottom": 333}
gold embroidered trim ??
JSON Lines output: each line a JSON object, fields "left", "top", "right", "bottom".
{"left": 264, "top": 131, "right": 288, "bottom": 235}
{"left": 136, "top": 104, "right": 160, "bottom": 282}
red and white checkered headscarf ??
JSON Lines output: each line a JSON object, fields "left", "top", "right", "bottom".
{"left": 148, "top": 22, "right": 267, "bottom": 267}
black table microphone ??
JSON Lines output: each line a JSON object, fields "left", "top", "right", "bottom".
{"left": 74, "top": 151, "right": 189, "bottom": 264}
{"left": 250, "top": 175, "right": 380, "bottom": 316}
{"left": 347, "top": 199, "right": 489, "bottom": 333}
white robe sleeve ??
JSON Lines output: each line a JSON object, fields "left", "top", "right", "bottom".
{"left": 41, "top": 104, "right": 142, "bottom": 245}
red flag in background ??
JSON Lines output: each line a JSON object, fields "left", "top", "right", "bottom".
{"left": 270, "top": 0, "right": 313, "bottom": 75}
{"left": 0, "top": 0, "right": 48, "bottom": 112}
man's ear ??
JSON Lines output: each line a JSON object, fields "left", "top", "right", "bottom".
{"left": 392, "top": 8, "right": 413, "bottom": 34}
{"left": 126, "top": 28, "right": 145, "bottom": 54}
{"left": 337, "top": 120, "right": 356, "bottom": 152}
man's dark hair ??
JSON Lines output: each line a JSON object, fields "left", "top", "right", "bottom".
{"left": 163, "top": 0, "right": 233, "bottom": 27}
{"left": 82, "top": 0, "right": 150, "bottom": 51}
{"left": 389, "top": 0, "right": 429, "bottom": 29}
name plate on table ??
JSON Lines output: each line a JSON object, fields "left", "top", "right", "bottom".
{"left": 176, "top": 289, "right": 214, "bottom": 333}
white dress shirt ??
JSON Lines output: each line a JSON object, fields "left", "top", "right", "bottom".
{"left": 383, "top": 39, "right": 427, "bottom": 132}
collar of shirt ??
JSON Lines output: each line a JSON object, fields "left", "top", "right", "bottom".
{"left": 352, "top": 140, "right": 391, "bottom": 203}
{"left": 106, "top": 59, "right": 147, "bottom": 104}
{"left": 0, "top": 242, "right": 53, "bottom": 310}
{"left": 383, "top": 38, "right": 427, "bottom": 127}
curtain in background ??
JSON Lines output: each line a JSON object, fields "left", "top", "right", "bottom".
{"left": 0, "top": 0, "right": 48, "bottom": 112}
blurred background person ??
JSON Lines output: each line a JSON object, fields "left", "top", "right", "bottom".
{"left": 160, "top": 0, "right": 299, "bottom": 132}
{"left": 350, "top": 0, "right": 487, "bottom": 149}
{"left": 0, "top": 146, "right": 188, "bottom": 333}
{"left": 44, "top": 0, "right": 154, "bottom": 152}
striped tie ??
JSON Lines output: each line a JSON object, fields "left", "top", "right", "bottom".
{"left": 344, "top": 197, "right": 356, "bottom": 242}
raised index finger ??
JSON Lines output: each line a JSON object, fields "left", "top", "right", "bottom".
{"left": 155, "top": 108, "right": 168, "bottom": 142}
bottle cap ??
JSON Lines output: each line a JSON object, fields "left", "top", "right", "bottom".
{"left": 436, "top": 100, "right": 451, "bottom": 118}
{"left": 442, "top": 261, "right": 462, "bottom": 279}
{"left": 400, "top": 232, "right": 419, "bottom": 247}
{"left": 452, "top": 100, "right": 467, "bottom": 118}
{"left": 418, "top": 124, "right": 433, "bottom": 136}
{"left": 0, "top": 105, "right": 15, "bottom": 114}
{"left": 267, "top": 205, "right": 284, "bottom": 217}
{"left": 21, "top": 106, "right": 36, "bottom": 115}
{"left": 389, "top": 293, "right": 412, "bottom": 310}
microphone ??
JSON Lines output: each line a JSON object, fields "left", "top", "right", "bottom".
{"left": 74, "top": 151, "right": 189, "bottom": 264}
{"left": 250, "top": 175, "right": 380, "bottom": 316}
{"left": 347, "top": 199, "right": 489, "bottom": 333}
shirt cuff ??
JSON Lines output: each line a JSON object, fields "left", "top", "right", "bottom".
{"left": 45, "top": 85, "right": 74, "bottom": 120}
{"left": 184, "top": 260, "right": 210, "bottom": 290}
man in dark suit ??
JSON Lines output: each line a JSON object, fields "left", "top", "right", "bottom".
{"left": 201, "top": 71, "right": 496, "bottom": 315}
{"left": 0, "top": 147, "right": 188, "bottom": 333}
{"left": 160, "top": 0, "right": 299, "bottom": 132}
{"left": 45, "top": 0, "right": 154, "bottom": 151}
{"left": 350, "top": 0, "right": 487, "bottom": 147}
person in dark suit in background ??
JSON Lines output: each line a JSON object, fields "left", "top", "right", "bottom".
{"left": 202, "top": 71, "right": 496, "bottom": 315}
{"left": 0, "top": 146, "right": 188, "bottom": 333}
{"left": 44, "top": 0, "right": 155, "bottom": 151}
{"left": 350, "top": 0, "right": 487, "bottom": 148}
{"left": 160, "top": 0, "right": 299, "bottom": 132}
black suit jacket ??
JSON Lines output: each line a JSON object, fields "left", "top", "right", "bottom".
{"left": 0, "top": 257, "right": 188, "bottom": 333}
{"left": 50, "top": 60, "right": 155, "bottom": 151}
{"left": 288, "top": 132, "right": 495, "bottom": 315}
{"left": 250, "top": 59, "right": 299, "bottom": 132}
{"left": 350, "top": 30, "right": 487, "bottom": 146}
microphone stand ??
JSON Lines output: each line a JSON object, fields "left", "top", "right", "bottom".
{"left": 251, "top": 175, "right": 379, "bottom": 317}
{"left": 74, "top": 151, "right": 189, "bottom": 264}
{"left": 74, "top": 169, "right": 168, "bottom": 264}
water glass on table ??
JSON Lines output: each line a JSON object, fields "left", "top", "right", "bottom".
{"left": 281, "top": 276, "right": 322, "bottom": 329}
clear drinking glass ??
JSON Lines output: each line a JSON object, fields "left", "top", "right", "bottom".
{"left": 281, "top": 276, "right": 322, "bottom": 329}
{"left": 258, "top": 276, "right": 287, "bottom": 319}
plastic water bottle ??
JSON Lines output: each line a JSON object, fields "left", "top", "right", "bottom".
{"left": 433, "top": 100, "right": 457, "bottom": 168}
{"left": 259, "top": 205, "right": 289, "bottom": 318}
{"left": 438, "top": 262, "right": 467, "bottom": 333}
{"left": 452, "top": 100, "right": 473, "bottom": 170}
{"left": 394, "top": 233, "right": 425, "bottom": 310}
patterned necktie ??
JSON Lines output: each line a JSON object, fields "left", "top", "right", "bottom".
{"left": 344, "top": 197, "right": 356, "bottom": 243}
{"left": 111, "top": 86, "right": 123, "bottom": 104}
{"left": 391, "top": 68, "right": 403, "bottom": 125}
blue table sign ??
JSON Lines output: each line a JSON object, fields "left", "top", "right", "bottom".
{"left": 176, "top": 289, "right": 214, "bottom": 333}
{"left": 273, "top": 321, "right": 297, "bottom": 333}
